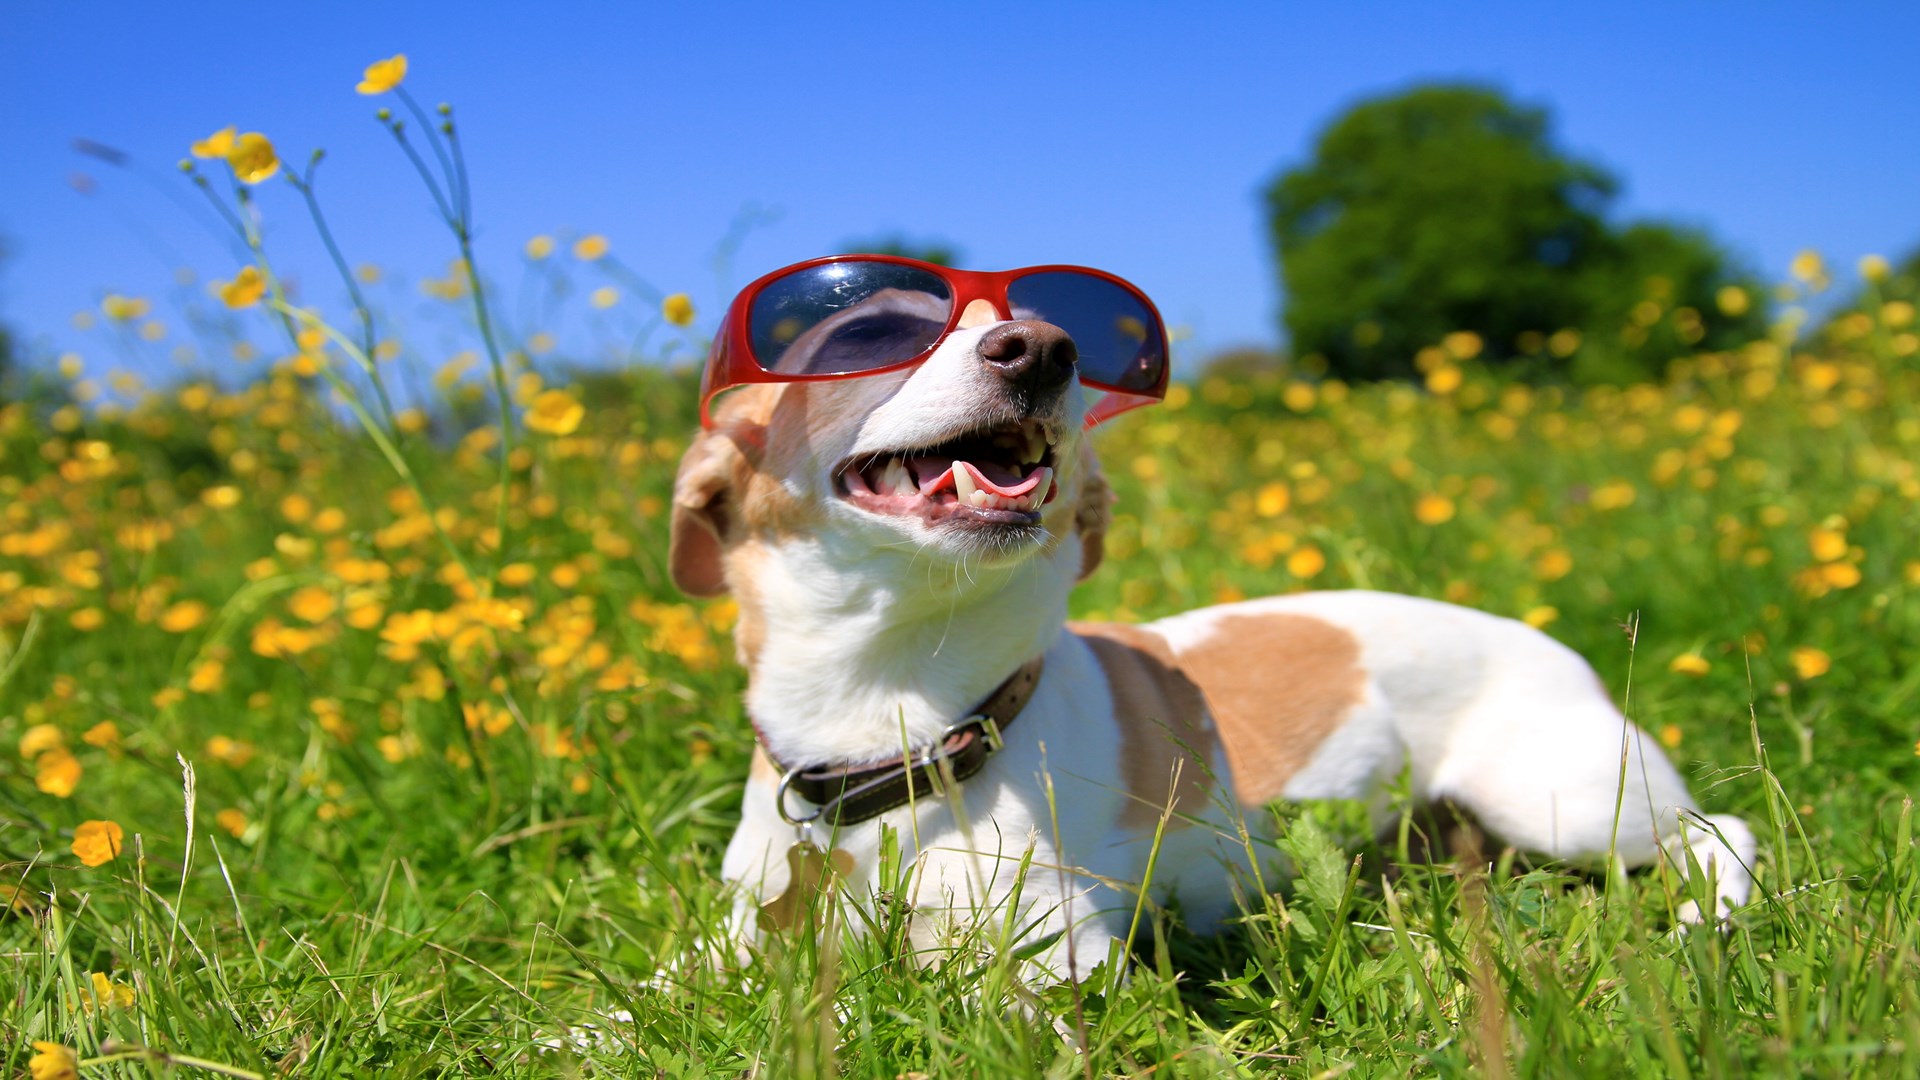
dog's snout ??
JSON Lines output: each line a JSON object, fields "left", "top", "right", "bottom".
{"left": 977, "top": 321, "right": 1077, "bottom": 394}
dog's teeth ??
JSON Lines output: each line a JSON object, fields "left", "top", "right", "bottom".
{"left": 970, "top": 490, "right": 991, "bottom": 508}
{"left": 883, "top": 459, "right": 912, "bottom": 495}
{"left": 1026, "top": 468, "right": 1053, "bottom": 508}
{"left": 1023, "top": 429, "right": 1047, "bottom": 465}
{"left": 952, "top": 464, "right": 978, "bottom": 504}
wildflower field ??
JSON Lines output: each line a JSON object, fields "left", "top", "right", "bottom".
{"left": 6, "top": 59, "right": 1920, "bottom": 1079}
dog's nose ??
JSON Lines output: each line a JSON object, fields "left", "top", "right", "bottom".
{"left": 977, "top": 321, "right": 1077, "bottom": 394}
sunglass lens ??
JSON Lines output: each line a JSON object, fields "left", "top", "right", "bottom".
{"left": 749, "top": 262, "right": 953, "bottom": 375}
{"left": 1005, "top": 272, "right": 1165, "bottom": 393}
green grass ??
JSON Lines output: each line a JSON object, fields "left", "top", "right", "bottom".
{"left": 5, "top": 306, "right": 1920, "bottom": 1076}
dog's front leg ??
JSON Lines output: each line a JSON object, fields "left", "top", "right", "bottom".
{"left": 903, "top": 836, "right": 1126, "bottom": 985}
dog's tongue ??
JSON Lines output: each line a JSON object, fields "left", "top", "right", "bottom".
{"left": 907, "top": 455, "right": 1037, "bottom": 497}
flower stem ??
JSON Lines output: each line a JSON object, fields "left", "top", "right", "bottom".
{"left": 396, "top": 85, "right": 463, "bottom": 220}
{"left": 288, "top": 159, "right": 402, "bottom": 437}
{"left": 382, "top": 120, "right": 457, "bottom": 227}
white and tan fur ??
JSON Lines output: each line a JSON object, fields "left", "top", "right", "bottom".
{"left": 669, "top": 298, "right": 1755, "bottom": 981}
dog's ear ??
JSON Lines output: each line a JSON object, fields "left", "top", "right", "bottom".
{"left": 669, "top": 429, "right": 743, "bottom": 598}
{"left": 1072, "top": 448, "right": 1115, "bottom": 582}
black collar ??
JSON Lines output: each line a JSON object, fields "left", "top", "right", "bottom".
{"left": 761, "top": 657, "right": 1045, "bottom": 829}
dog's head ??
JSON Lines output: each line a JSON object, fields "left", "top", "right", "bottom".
{"left": 669, "top": 295, "right": 1113, "bottom": 610}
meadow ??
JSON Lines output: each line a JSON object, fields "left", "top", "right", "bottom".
{"left": 5, "top": 59, "right": 1920, "bottom": 1079}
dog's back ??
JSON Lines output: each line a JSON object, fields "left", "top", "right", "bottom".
{"left": 1078, "top": 590, "right": 1753, "bottom": 913}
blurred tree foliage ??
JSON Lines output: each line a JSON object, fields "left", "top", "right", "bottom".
{"left": 1266, "top": 84, "right": 1766, "bottom": 383}
{"left": 838, "top": 235, "right": 963, "bottom": 267}
{"left": 0, "top": 237, "right": 15, "bottom": 396}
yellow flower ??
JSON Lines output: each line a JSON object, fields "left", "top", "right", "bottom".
{"left": 219, "top": 266, "right": 267, "bottom": 309}
{"left": 573, "top": 234, "right": 609, "bottom": 261}
{"left": 82, "top": 721, "right": 120, "bottom": 750}
{"left": 288, "top": 585, "right": 339, "bottom": 624}
{"left": 590, "top": 285, "right": 619, "bottom": 309}
{"left": 35, "top": 749, "right": 82, "bottom": 798}
{"left": 1669, "top": 653, "right": 1711, "bottom": 677}
{"left": 1807, "top": 527, "right": 1848, "bottom": 562}
{"left": 190, "top": 126, "right": 237, "bottom": 159}
{"left": 343, "top": 591, "right": 385, "bottom": 630}
{"left": 1658, "top": 724, "right": 1683, "bottom": 749}
{"left": 1820, "top": 562, "right": 1861, "bottom": 589}
{"left": 159, "top": 599, "right": 210, "bottom": 633}
{"left": 1533, "top": 549, "right": 1574, "bottom": 581}
{"left": 1547, "top": 328, "right": 1582, "bottom": 357}
{"left": 1286, "top": 546, "right": 1326, "bottom": 579}
{"left": 1255, "top": 482, "right": 1291, "bottom": 517}
{"left": 1425, "top": 364, "right": 1463, "bottom": 395}
{"left": 1859, "top": 254, "right": 1890, "bottom": 282}
{"left": 499, "top": 562, "right": 538, "bottom": 588}
{"left": 663, "top": 292, "right": 696, "bottom": 326}
{"left": 356, "top": 53, "right": 408, "bottom": 95}
{"left": 1522, "top": 605, "right": 1559, "bottom": 629}
{"left": 29, "top": 1041, "right": 79, "bottom": 1080}
{"left": 101, "top": 294, "right": 151, "bottom": 321}
{"left": 71, "top": 819, "right": 124, "bottom": 867}
{"left": 188, "top": 658, "right": 226, "bottom": 694}
{"left": 382, "top": 609, "right": 437, "bottom": 645}
{"left": 463, "top": 700, "right": 514, "bottom": 737}
{"left": 1790, "top": 646, "right": 1832, "bottom": 680}
{"left": 525, "top": 234, "right": 555, "bottom": 260}
{"left": 1715, "top": 285, "right": 1749, "bottom": 316}
{"left": 1413, "top": 493, "right": 1455, "bottom": 525}
{"left": 526, "top": 389, "right": 585, "bottom": 436}
{"left": 1441, "top": 330, "right": 1483, "bottom": 360}
{"left": 204, "top": 734, "right": 256, "bottom": 767}
{"left": 226, "top": 132, "right": 280, "bottom": 184}
{"left": 88, "top": 971, "right": 137, "bottom": 1009}
{"left": 215, "top": 807, "right": 249, "bottom": 838}
{"left": 20, "top": 723, "right": 65, "bottom": 759}
{"left": 1789, "top": 249, "right": 1825, "bottom": 283}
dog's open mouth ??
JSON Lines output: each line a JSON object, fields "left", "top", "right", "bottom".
{"left": 836, "top": 419, "right": 1059, "bottom": 525}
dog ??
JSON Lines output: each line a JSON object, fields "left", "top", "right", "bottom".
{"left": 669, "top": 265, "right": 1756, "bottom": 982}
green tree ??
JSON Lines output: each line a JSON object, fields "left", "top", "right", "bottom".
{"left": 0, "top": 236, "right": 14, "bottom": 394}
{"left": 1570, "top": 222, "right": 1769, "bottom": 383}
{"left": 838, "top": 235, "right": 963, "bottom": 267}
{"left": 0, "top": 323, "right": 13, "bottom": 394}
{"left": 1267, "top": 84, "right": 1762, "bottom": 383}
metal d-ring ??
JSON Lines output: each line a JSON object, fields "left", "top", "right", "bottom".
{"left": 774, "top": 767, "right": 823, "bottom": 830}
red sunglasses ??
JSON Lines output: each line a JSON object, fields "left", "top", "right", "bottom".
{"left": 699, "top": 254, "right": 1171, "bottom": 429}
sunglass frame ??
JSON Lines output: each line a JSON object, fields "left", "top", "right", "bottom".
{"left": 699, "top": 253, "right": 1171, "bottom": 428}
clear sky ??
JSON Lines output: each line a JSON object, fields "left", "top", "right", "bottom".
{"left": 4, "top": 2, "right": 1917, "bottom": 377}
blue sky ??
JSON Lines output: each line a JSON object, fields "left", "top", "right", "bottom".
{"left": 4, "top": 2, "right": 1917, "bottom": 377}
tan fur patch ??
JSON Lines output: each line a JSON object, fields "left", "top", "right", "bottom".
{"left": 749, "top": 744, "right": 780, "bottom": 787}
{"left": 1071, "top": 622, "right": 1218, "bottom": 831}
{"left": 1071, "top": 445, "right": 1113, "bottom": 581}
{"left": 1172, "top": 612, "right": 1365, "bottom": 807}
{"left": 728, "top": 543, "right": 769, "bottom": 667}
{"left": 957, "top": 298, "right": 1000, "bottom": 329}
{"left": 671, "top": 384, "right": 826, "bottom": 602}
